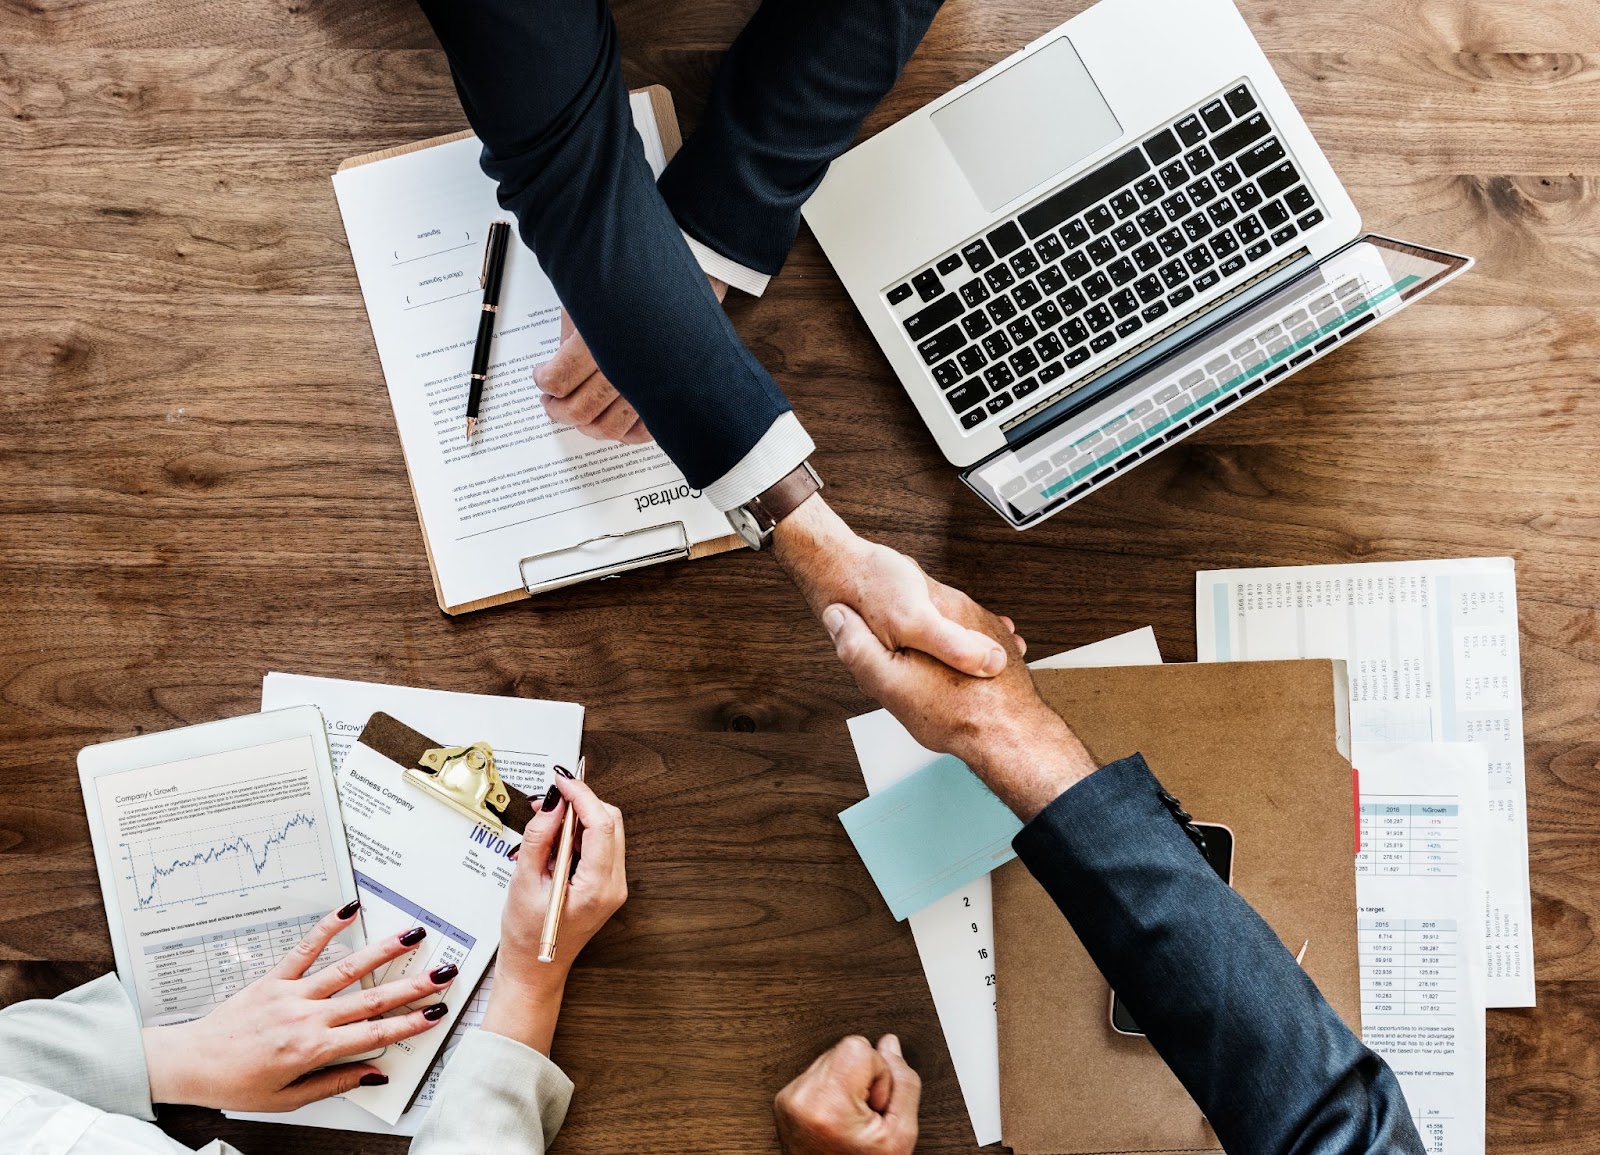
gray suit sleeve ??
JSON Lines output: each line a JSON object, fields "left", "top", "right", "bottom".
{"left": 409, "top": 1030, "right": 574, "bottom": 1155}
{"left": 0, "top": 972, "right": 157, "bottom": 1121}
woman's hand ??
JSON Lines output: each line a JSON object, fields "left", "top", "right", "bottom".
{"left": 480, "top": 772, "right": 629, "bottom": 1055}
{"left": 141, "top": 903, "right": 456, "bottom": 1111}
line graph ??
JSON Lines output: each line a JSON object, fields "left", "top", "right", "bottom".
{"left": 122, "top": 809, "right": 330, "bottom": 911}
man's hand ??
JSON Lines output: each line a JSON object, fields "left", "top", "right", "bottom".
{"left": 773, "top": 495, "right": 1021, "bottom": 680}
{"left": 823, "top": 586, "right": 1097, "bottom": 820}
{"left": 774, "top": 1034, "right": 921, "bottom": 1155}
{"left": 533, "top": 276, "right": 729, "bottom": 444}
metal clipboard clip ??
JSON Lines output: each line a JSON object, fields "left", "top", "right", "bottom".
{"left": 405, "top": 741, "right": 512, "bottom": 835}
{"left": 518, "top": 521, "right": 690, "bottom": 596}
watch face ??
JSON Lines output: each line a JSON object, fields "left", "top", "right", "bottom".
{"left": 727, "top": 506, "right": 764, "bottom": 550}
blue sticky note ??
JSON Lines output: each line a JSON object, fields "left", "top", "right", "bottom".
{"left": 838, "top": 754, "right": 1022, "bottom": 920}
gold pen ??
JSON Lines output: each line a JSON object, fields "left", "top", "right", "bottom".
{"left": 538, "top": 755, "right": 584, "bottom": 963}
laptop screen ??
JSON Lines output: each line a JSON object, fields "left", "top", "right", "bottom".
{"left": 961, "top": 235, "right": 1470, "bottom": 527}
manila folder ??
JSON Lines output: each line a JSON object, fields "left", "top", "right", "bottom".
{"left": 995, "top": 659, "right": 1357, "bottom": 1154}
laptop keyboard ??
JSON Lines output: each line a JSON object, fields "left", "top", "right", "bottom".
{"left": 886, "top": 81, "right": 1325, "bottom": 433}
{"left": 992, "top": 274, "right": 1382, "bottom": 519}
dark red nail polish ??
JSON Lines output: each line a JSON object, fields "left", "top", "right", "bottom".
{"left": 359, "top": 1073, "right": 389, "bottom": 1087}
{"left": 337, "top": 898, "right": 362, "bottom": 920}
{"left": 508, "top": 843, "right": 520, "bottom": 860}
{"left": 399, "top": 927, "right": 427, "bottom": 947}
{"left": 554, "top": 765, "right": 575, "bottom": 780}
{"left": 422, "top": 1003, "right": 449, "bottom": 1022}
{"left": 429, "top": 963, "right": 458, "bottom": 984}
{"left": 540, "top": 785, "right": 561, "bottom": 811}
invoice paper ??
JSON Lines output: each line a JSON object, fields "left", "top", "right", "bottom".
{"left": 88, "top": 732, "right": 359, "bottom": 1028}
{"left": 227, "top": 673, "right": 583, "bottom": 1133}
{"left": 331, "top": 91, "right": 730, "bottom": 610}
{"left": 330, "top": 738, "right": 520, "bottom": 1124}
{"left": 846, "top": 627, "right": 1163, "bottom": 1146}
{"left": 1353, "top": 742, "right": 1488, "bottom": 1155}
{"left": 1196, "top": 557, "right": 1533, "bottom": 1007}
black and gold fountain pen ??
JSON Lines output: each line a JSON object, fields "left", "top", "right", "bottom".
{"left": 465, "top": 219, "right": 512, "bottom": 439}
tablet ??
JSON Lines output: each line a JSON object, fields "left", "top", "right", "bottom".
{"left": 79, "top": 706, "right": 367, "bottom": 1027}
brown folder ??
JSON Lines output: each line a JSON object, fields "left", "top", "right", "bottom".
{"left": 995, "top": 659, "right": 1356, "bottom": 1155}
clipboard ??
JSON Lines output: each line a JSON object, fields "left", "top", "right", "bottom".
{"left": 357, "top": 710, "right": 535, "bottom": 835}
{"left": 337, "top": 85, "right": 744, "bottom": 616}
{"left": 333, "top": 711, "right": 547, "bottom": 1123}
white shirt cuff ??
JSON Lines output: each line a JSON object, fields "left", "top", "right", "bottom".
{"left": 702, "top": 411, "right": 816, "bottom": 512}
{"left": 682, "top": 232, "right": 772, "bottom": 297}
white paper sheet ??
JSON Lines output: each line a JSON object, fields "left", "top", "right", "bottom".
{"left": 1353, "top": 742, "right": 1488, "bottom": 1155}
{"left": 845, "top": 627, "right": 1164, "bottom": 1146}
{"left": 1196, "top": 558, "right": 1533, "bottom": 1007}
{"left": 227, "top": 672, "right": 583, "bottom": 1134}
{"left": 331, "top": 91, "right": 729, "bottom": 610}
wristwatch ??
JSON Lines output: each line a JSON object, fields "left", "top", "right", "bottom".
{"left": 726, "top": 461, "right": 823, "bottom": 550}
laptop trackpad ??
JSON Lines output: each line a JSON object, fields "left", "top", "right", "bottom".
{"left": 931, "top": 37, "right": 1122, "bottom": 213}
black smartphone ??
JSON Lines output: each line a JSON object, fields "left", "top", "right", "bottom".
{"left": 1109, "top": 822, "right": 1235, "bottom": 1036}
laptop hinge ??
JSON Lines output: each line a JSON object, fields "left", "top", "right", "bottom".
{"left": 999, "top": 247, "right": 1315, "bottom": 448}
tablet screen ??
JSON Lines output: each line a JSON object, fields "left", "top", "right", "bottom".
{"left": 91, "top": 733, "right": 357, "bottom": 1026}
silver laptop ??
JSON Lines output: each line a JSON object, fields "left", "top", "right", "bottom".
{"left": 802, "top": 0, "right": 1470, "bottom": 527}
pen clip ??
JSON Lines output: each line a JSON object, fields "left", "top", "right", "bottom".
{"left": 479, "top": 227, "right": 493, "bottom": 289}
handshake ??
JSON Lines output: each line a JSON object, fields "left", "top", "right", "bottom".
{"left": 768, "top": 496, "right": 1100, "bottom": 1155}
{"left": 775, "top": 494, "right": 1099, "bottom": 825}
{"left": 535, "top": 317, "right": 1098, "bottom": 1152}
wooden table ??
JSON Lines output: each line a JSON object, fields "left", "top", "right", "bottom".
{"left": 2, "top": 1, "right": 1596, "bottom": 1151}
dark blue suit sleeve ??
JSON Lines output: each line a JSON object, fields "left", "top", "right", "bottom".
{"left": 1013, "top": 755, "right": 1425, "bottom": 1155}
{"left": 415, "top": 0, "right": 792, "bottom": 490}
{"left": 657, "top": 0, "right": 945, "bottom": 275}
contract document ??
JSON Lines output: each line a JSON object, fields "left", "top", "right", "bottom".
{"left": 1197, "top": 558, "right": 1533, "bottom": 1007}
{"left": 227, "top": 673, "right": 583, "bottom": 1133}
{"left": 332, "top": 90, "right": 734, "bottom": 613}
{"left": 1353, "top": 741, "right": 1489, "bottom": 1155}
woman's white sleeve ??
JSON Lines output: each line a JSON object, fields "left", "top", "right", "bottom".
{"left": 409, "top": 1030, "right": 574, "bottom": 1155}
{"left": 0, "top": 973, "right": 155, "bottom": 1120}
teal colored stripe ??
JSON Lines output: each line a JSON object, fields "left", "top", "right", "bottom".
{"left": 1037, "top": 276, "right": 1420, "bottom": 501}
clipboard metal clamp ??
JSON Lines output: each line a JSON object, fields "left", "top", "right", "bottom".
{"left": 408, "top": 742, "right": 512, "bottom": 835}
{"left": 518, "top": 520, "right": 691, "bottom": 597}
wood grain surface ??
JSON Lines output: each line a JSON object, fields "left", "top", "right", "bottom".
{"left": 2, "top": 0, "right": 1597, "bottom": 1151}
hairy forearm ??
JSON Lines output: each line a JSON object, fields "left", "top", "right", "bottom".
{"left": 967, "top": 718, "right": 1099, "bottom": 821}
{"left": 770, "top": 493, "right": 857, "bottom": 600}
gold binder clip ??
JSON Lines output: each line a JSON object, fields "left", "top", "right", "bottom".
{"left": 407, "top": 742, "right": 511, "bottom": 835}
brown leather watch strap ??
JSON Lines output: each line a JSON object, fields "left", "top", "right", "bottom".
{"left": 746, "top": 461, "right": 823, "bottom": 530}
